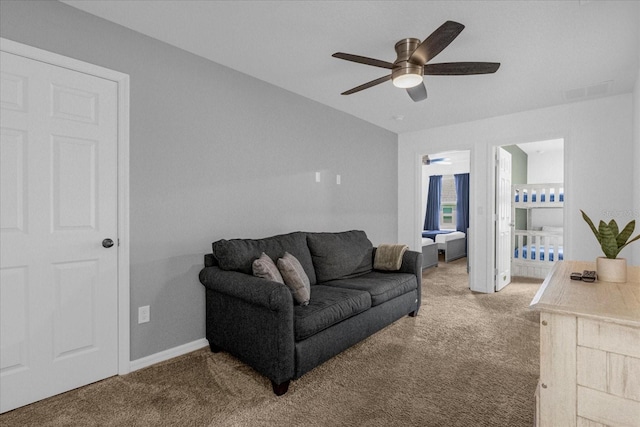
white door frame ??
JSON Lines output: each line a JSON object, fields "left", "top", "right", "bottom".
{"left": 413, "top": 149, "right": 472, "bottom": 287}
{"left": 494, "top": 146, "right": 512, "bottom": 291}
{"left": 1, "top": 38, "right": 131, "bottom": 375}
{"left": 489, "top": 136, "right": 570, "bottom": 287}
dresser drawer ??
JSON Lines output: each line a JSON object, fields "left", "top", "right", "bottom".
{"left": 578, "top": 318, "right": 640, "bottom": 358}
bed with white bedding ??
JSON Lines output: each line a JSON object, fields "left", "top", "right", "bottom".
{"left": 421, "top": 238, "right": 438, "bottom": 270}
{"left": 421, "top": 230, "right": 467, "bottom": 263}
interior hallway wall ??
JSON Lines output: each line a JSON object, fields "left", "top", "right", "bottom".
{"left": 1, "top": 0, "right": 398, "bottom": 360}
{"left": 399, "top": 94, "right": 635, "bottom": 293}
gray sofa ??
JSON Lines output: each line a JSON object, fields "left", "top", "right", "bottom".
{"left": 199, "top": 230, "right": 422, "bottom": 395}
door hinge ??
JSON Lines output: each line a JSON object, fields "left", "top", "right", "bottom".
{"left": 118, "top": 238, "right": 120, "bottom": 247}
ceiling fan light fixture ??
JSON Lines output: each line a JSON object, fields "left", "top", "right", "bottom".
{"left": 392, "top": 73, "right": 423, "bottom": 88}
{"left": 332, "top": 22, "right": 500, "bottom": 101}
{"left": 392, "top": 38, "right": 423, "bottom": 89}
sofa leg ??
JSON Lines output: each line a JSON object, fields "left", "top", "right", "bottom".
{"left": 209, "top": 341, "right": 222, "bottom": 353}
{"left": 409, "top": 310, "right": 419, "bottom": 317}
{"left": 271, "top": 380, "right": 290, "bottom": 396}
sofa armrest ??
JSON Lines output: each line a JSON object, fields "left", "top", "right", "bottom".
{"left": 372, "top": 248, "right": 422, "bottom": 314}
{"left": 400, "top": 250, "right": 422, "bottom": 312}
{"left": 398, "top": 250, "right": 422, "bottom": 277}
{"left": 199, "top": 266, "right": 295, "bottom": 385}
{"left": 199, "top": 266, "right": 292, "bottom": 312}
{"left": 371, "top": 246, "right": 422, "bottom": 316}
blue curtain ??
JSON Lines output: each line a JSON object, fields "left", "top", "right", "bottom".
{"left": 454, "top": 173, "right": 470, "bottom": 233}
{"left": 424, "top": 175, "right": 442, "bottom": 231}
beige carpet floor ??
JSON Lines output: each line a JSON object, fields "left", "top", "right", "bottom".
{"left": 1, "top": 257, "right": 542, "bottom": 427}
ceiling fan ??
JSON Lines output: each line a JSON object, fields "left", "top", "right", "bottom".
{"left": 422, "top": 155, "right": 451, "bottom": 165}
{"left": 332, "top": 21, "right": 500, "bottom": 102}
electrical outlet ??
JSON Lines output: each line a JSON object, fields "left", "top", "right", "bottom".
{"left": 138, "top": 305, "right": 150, "bottom": 324}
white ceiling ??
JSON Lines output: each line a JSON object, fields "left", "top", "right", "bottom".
{"left": 518, "top": 138, "right": 564, "bottom": 155}
{"left": 62, "top": 0, "right": 639, "bottom": 134}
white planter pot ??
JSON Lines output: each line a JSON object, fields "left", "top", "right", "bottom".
{"left": 596, "top": 257, "right": 627, "bottom": 283}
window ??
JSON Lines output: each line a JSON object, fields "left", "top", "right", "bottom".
{"left": 440, "top": 176, "right": 457, "bottom": 229}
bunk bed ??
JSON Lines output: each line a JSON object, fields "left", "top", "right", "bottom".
{"left": 512, "top": 183, "right": 564, "bottom": 279}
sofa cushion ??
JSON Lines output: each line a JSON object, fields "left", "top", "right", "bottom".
{"left": 293, "top": 285, "right": 371, "bottom": 341}
{"left": 213, "top": 231, "right": 317, "bottom": 285}
{"left": 322, "top": 271, "right": 417, "bottom": 307}
{"left": 306, "top": 230, "right": 373, "bottom": 283}
{"left": 277, "top": 252, "right": 311, "bottom": 306}
{"left": 252, "top": 252, "right": 284, "bottom": 283}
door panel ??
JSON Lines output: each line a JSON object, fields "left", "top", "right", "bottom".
{"left": 52, "top": 135, "right": 98, "bottom": 230}
{"left": 495, "top": 147, "right": 512, "bottom": 291}
{"left": 53, "top": 259, "right": 99, "bottom": 359}
{"left": 0, "top": 266, "right": 29, "bottom": 373}
{"left": 0, "top": 51, "right": 119, "bottom": 413}
{"left": 0, "top": 128, "right": 27, "bottom": 233}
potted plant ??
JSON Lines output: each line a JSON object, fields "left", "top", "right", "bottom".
{"left": 581, "top": 210, "right": 640, "bottom": 282}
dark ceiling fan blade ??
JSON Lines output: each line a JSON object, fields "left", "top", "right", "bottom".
{"left": 332, "top": 52, "right": 394, "bottom": 69}
{"left": 409, "top": 21, "right": 465, "bottom": 65}
{"left": 341, "top": 74, "right": 392, "bottom": 95}
{"left": 424, "top": 62, "right": 500, "bottom": 75}
{"left": 406, "top": 82, "right": 427, "bottom": 102}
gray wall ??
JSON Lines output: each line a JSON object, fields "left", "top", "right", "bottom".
{"left": 0, "top": 1, "right": 398, "bottom": 360}
{"left": 502, "top": 145, "right": 528, "bottom": 230}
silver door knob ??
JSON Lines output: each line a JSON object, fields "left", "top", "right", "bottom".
{"left": 102, "top": 238, "right": 114, "bottom": 248}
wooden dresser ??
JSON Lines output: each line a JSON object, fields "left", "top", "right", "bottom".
{"left": 530, "top": 260, "right": 640, "bottom": 427}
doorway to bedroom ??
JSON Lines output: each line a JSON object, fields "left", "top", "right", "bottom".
{"left": 496, "top": 138, "right": 565, "bottom": 291}
{"left": 420, "top": 150, "right": 470, "bottom": 271}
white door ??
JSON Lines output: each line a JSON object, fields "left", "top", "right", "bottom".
{"left": 1, "top": 51, "right": 119, "bottom": 413}
{"left": 495, "top": 147, "right": 512, "bottom": 291}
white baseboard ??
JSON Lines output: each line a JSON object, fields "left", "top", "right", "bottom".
{"left": 129, "top": 338, "right": 209, "bottom": 372}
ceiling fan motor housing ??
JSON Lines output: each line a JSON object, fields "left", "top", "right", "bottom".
{"left": 392, "top": 38, "right": 423, "bottom": 81}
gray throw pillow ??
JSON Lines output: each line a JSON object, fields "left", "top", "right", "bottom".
{"left": 252, "top": 252, "right": 284, "bottom": 283}
{"left": 277, "top": 252, "right": 310, "bottom": 306}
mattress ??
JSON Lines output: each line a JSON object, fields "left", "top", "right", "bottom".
{"left": 422, "top": 230, "right": 454, "bottom": 240}
{"left": 434, "top": 231, "right": 465, "bottom": 244}
{"left": 421, "top": 237, "right": 435, "bottom": 246}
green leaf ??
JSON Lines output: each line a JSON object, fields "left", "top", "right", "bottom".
{"left": 581, "top": 210, "right": 601, "bottom": 244}
{"left": 616, "top": 220, "right": 635, "bottom": 247}
{"left": 608, "top": 219, "right": 619, "bottom": 240}
{"left": 598, "top": 220, "right": 619, "bottom": 259}
{"left": 618, "top": 233, "right": 640, "bottom": 253}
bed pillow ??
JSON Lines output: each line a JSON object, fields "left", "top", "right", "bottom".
{"left": 252, "top": 252, "right": 284, "bottom": 283}
{"left": 277, "top": 252, "right": 310, "bottom": 306}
